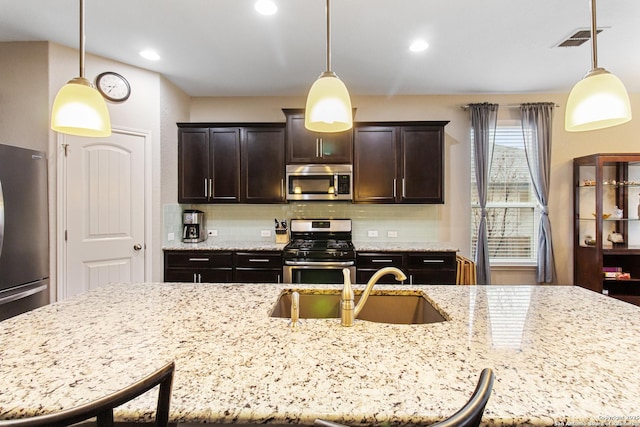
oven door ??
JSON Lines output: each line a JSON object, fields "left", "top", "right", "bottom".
{"left": 283, "top": 261, "right": 355, "bottom": 284}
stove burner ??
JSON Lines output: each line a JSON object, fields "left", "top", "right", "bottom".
{"left": 283, "top": 219, "right": 355, "bottom": 261}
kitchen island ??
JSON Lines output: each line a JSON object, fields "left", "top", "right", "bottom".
{"left": 1, "top": 283, "right": 639, "bottom": 426}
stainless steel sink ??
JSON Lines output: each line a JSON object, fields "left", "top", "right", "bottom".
{"left": 270, "top": 291, "right": 448, "bottom": 325}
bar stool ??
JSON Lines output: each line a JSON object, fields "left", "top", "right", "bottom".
{"left": 0, "top": 361, "right": 175, "bottom": 427}
{"left": 315, "top": 368, "right": 494, "bottom": 427}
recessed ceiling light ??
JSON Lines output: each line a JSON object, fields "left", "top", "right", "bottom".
{"left": 409, "top": 39, "right": 429, "bottom": 53}
{"left": 139, "top": 49, "right": 160, "bottom": 61}
{"left": 255, "top": 0, "right": 277, "bottom": 16}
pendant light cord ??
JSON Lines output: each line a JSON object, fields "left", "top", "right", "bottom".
{"left": 590, "top": 0, "right": 598, "bottom": 70}
{"left": 79, "top": 0, "right": 86, "bottom": 79}
{"left": 325, "top": 0, "right": 331, "bottom": 73}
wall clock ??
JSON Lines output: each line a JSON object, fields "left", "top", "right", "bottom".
{"left": 95, "top": 71, "right": 131, "bottom": 102}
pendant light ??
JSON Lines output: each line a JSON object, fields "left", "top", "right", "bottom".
{"left": 51, "top": 0, "right": 111, "bottom": 137}
{"left": 565, "top": 0, "right": 631, "bottom": 132}
{"left": 305, "top": 0, "right": 352, "bottom": 133}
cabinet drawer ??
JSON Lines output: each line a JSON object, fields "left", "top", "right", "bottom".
{"left": 406, "top": 252, "right": 456, "bottom": 270}
{"left": 235, "top": 269, "right": 282, "bottom": 283}
{"left": 235, "top": 252, "right": 282, "bottom": 268}
{"left": 164, "top": 251, "right": 233, "bottom": 268}
{"left": 356, "top": 253, "right": 404, "bottom": 268}
{"left": 408, "top": 270, "right": 456, "bottom": 285}
{"left": 164, "top": 268, "right": 233, "bottom": 283}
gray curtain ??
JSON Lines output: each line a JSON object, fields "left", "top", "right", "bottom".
{"left": 470, "top": 103, "right": 498, "bottom": 285}
{"left": 520, "top": 102, "right": 557, "bottom": 284}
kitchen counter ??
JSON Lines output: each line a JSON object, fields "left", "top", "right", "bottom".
{"left": 1, "top": 283, "right": 639, "bottom": 426}
{"left": 163, "top": 240, "right": 286, "bottom": 251}
{"left": 163, "top": 241, "right": 458, "bottom": 253}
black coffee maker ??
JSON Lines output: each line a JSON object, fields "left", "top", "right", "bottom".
{"left": 182, "top": 209, "right": 206, "bottom": 243}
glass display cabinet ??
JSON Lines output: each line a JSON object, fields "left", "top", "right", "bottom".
{"left": 574, "top": 153, "right": 640, "bottom": 306}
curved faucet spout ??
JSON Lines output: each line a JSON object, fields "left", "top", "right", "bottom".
{"left": 340, "top": 266, "right": 406, "bottom": 327}
{"left": 354, "top": 267, "right": 407, "bottom": 318}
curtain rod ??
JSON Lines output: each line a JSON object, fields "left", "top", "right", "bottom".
{"left": 460, "top": 103, "right": 560, "bottom": 110}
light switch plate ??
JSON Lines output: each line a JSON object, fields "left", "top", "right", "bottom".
{"left": 387, "top": 231, "right": 398, "bottom": 238}
{"left": 367, "top": 230, "right": 379, "bottom": 237}
{"left": 167, "top": 232, "right": 175, "bottom": 241}
{"left": 261, "top": 230, "right": 272, "bottom": 237}
{"left": 208, "top": 229, "right": 218, "bottom": 237}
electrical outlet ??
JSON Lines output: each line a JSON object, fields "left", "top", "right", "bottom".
{"left": 387, "top": 231, "right": 398, "bottom": 238}
{"left": 167, "top": 232, "right": 175, "bottom": 241}
{"left": 208, "top": 229, "right": 218, "bottom": 237}
{"left": 261, "top": 230, "right": 272, "bottom": 237}
{"left": 367, "top": 230, "right": 379, "bottom": 238}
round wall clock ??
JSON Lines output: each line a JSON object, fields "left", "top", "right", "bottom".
{"left": 95, "top": 71, "right": 131, "bottom": 102}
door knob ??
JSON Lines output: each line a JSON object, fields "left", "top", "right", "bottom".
{"left": 133, "top": 244, "right": 143, "bottom": 251}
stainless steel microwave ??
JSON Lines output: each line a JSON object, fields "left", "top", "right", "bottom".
{"left": 285, "top": 164, "right": 352, "bottom": 201}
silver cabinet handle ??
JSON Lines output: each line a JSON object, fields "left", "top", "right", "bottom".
{"left": 423, "top": 259, "right": 445, "bottom": 263}
{"left": 209, "top": 178, "right": 213, "bottom": 199}
{"left": 249, "top": 258, "right": 270, "bottom": 263}
{"left": 204, "top": 178, "right": 208, "bottom": 198}
{"left": 193, "top": 273, "right": 197, "bottom": 283}
{"left": 198, "top": 273, "right": 202, "bottom": 283}
{"left": 133, "top": 244, "right": 142, "bottom": 251}
{"left": 188, "top": 257, "right": 210, "bottom": 262}
{"left": 393, "top": 179, "right": 397, "bottom": 198}
{"left": 402, "top": 178, "right": 406, "bottom": 198}
{"left": 372, "top": 259, "right": 393, "bottom": 263}
{"left": 319, "top": 138, "right": 324, "bottom": 158}
{"left": 316, "top": 138, "right": 320, "bottom": 157}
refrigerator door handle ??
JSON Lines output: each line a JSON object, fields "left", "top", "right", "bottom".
{"left": 0, "top": 179, "right": 4, "bottom": 257}
{"left": 0, "top": 283, "right": 48, "bottom": 305}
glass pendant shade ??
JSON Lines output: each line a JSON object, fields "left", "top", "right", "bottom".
{"left": 51, "top": 77, "right": 112, "bottom": 137}
{"left": 305, "top": 71, "right": 352, "bottom": 133}
{"left": 565, "top": 69, "right": 632, "bottom": 132}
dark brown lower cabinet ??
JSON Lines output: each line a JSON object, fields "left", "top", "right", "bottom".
{"left": 356, "top": 251, "right": 457, "bottom": 285}
{"left": 164, "top": 251, "right": 234, "bottom": 283}
{"left": 234, "top": 251, "right": 283, "bottom": 283}
{"left": 163, "top": 250, "right": 282, "bottom": 283}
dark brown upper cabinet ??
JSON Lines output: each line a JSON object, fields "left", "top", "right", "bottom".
{"left": 178, "top": 127, "right": 241, "bottom": 203}
{"left": 241, "top": 126, "right": 286, "bottom": 203}
{"left": 283, "top": 109, "right": 353, "bottom": 164}
{"left": 354, "top": 121, "right": 448, "bottom": 204}
{"left": 178, "top": 124, "right": 285, "bottom": 204}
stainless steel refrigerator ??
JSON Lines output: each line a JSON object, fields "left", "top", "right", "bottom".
{"left": 0, "top": 143, "right": 49, "bottom": 322}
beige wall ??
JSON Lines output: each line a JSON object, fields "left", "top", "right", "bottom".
{"left": 189, "top": 93, "right": 640, "bottom": 285}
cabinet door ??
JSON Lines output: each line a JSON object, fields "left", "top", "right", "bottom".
{"left": 209, "top": 128, "right": 241, "bottom": 202}
{"left": 241, "top": 127, "right": 286, "bottom": 203}
{"left": 353, "top": 126, "right": 398, "bottom": 203}
{"left": 400, "top": 126, "right": 444, "bottom": 203}
{"left": 406, "top": 252, "right": 456, "bottom": 285}
{"left": 178, "top": 128, "right": 209, "bottom": 203}
{"left": 356, "top": 252, "right": 405, "bottom": 284}
{"left": 284, "top": 110, "right": 353, "bottom": 163}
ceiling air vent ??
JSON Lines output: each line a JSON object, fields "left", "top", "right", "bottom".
{"left": 556, "top": 28, "right": 603, "bottom": 47}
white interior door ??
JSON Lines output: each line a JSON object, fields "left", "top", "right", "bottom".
{"left": 62, "top": 130, "right": 146, "bottom": 299}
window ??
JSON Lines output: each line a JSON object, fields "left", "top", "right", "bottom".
{"left": 471, "top": 121, "right": 538, "bottom": 264}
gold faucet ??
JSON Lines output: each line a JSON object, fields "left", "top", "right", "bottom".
{"left": 340, "top": 267, "right": 407, "bottom": 326}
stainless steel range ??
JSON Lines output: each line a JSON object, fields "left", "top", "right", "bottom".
{"left": 283, "top": 219, "right": 355, "bottom": 284}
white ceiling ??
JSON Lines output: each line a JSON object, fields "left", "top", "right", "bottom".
{"left": 1, "top": 0, "right": 639, "bottom": 97}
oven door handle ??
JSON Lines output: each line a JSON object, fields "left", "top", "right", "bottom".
{"left": 284, "top": 260, "right": 355, "bottom": 267}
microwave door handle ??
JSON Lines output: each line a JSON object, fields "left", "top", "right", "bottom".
{"left": 333, "top": 174, "right": 339, "bottom": 196}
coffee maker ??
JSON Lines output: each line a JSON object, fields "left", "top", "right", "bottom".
{"left": 182, "top": 209, "right": 206, "bottom": 243}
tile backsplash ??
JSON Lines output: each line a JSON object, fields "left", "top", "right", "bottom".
{"left": 163, "top": 203, "right": 440, "bottom": 245}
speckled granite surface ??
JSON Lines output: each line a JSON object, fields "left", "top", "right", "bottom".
{"left": 163, "top": 241, "right": 458, "bottom": 253}
{"left": 353, "top": 242, "right": 459, "bottom": 252}
{"left": 1, "top": 283, "right": 639, "bottom": 426}
{"left": 163, "top": 240, "right": 286, "bottom": 251}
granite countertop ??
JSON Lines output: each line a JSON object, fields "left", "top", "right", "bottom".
{"left": 1, "top": 283, "right": 640, "bottom": 426}
{"left": 163, "top": 240, "right": 458, "bottom": 252}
